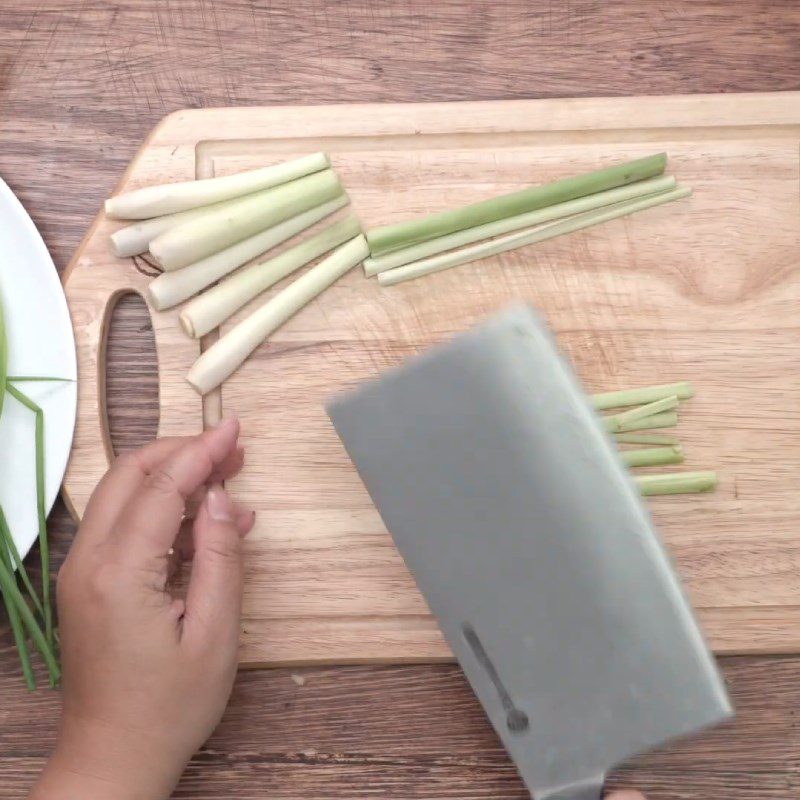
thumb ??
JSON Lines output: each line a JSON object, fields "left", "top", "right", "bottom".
{"left": 183, "top": 485, "right": 245, "bottom": 649}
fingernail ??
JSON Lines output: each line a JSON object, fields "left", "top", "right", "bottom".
{"left": 207, "top": 485, "right": 234, "bottom": 522}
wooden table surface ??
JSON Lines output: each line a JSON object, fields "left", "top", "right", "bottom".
{"left": 1, "top": 2, "right": 799, "bottom": 797}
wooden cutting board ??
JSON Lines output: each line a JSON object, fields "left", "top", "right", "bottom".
{"left": 62, "top": 93, "right": 800, "bottom": 665}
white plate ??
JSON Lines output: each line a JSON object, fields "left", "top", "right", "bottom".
{"left": 0, "top": 177, "right": 78, "bottom": 559}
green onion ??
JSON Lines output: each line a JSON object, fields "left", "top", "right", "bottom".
{"left": 377, "top": 187, "right": 691, "bottom": 287}
{"left": 605, "top": 411, "right": 678, "bottom": 433}
{"left": 603, "top": 395, "right": 679, "bottom": 433}
{"left": 613, "top": 432, "right": 681, "bottom": 446}
{"left": 363, "top": 176, "right": 676, "bottom": 276}
{"left": 6, "top": 384, "right": 53, "bottom": 652}
{"left": 0, "top": 507, "right": 35, "bottom": 690}
{"left": 149, "top": 170, "right": 346, "bottom": 271}
{"left": 180, "top": 216, "right": 362, "bottom": 339}
{"left": 636, "top": 471, "right": 718, "bottom": 496}
{"left": 593, "top": 381, "right": 694, "bottom": 411}
{"left": 620, "top": 445, "right": 684, "bottom": 469}
{"left": 366, "top": 153, "right": 668, "bottom": 256}
{"left": 148, "top": 196, "right": 349, "bottom": 311}
{"left": 187, "top": 235, "right": 369, "bottom": 395}
{"left": 105, "top": 152, "right": 331, "bottom": 219}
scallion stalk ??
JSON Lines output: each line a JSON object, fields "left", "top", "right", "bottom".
{"left": 636, "top": 471, "right": 718, "bottom": 496}
{"left": 593, "top": 381, "right": 693, "bottom": 411}
{"left": 366, "top": 153, "right": 668, "bottom": 256}
{"left": 105, "top": 152, "right": 331, "bottom": 219}
{"left": 180, "top": 216, "right": 362, "bottom": 339}
{"left": 364, "top": 176, "right": 676, "bottom": 275}
{"left": 186, "top": 235, "right": 369, "bottom": 395}
{"left": 150, "top": 170, "right": 345, "bottom": 271}
{"left": 148, "top": 196, "right": 349, "bottom": 311}
{"left": 620, "top": 445, "right": 684, "bottom": 469}
{"left": 377, "top": 186, "right": 691, "bottom": 287}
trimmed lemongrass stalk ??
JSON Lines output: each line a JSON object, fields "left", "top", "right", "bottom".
{"left": 614, "top": 432, "right": 681, "bottom": 446}
{"left": 636, "top": 471, "right": 718, "bottom": 496}
{"left": 111, "top": 196, "right": 250, "bottom": 258}
{"left": 0, "top": 507, "right": 35, "bottom": 690}
{"left": 605, "top": 411, "right": 678, "bottom": 433}
{"left": 0, "top": 555, "right": 60, "bottom": 682}
{"left": 105, "top": 152, "right": 331, "bottom": 219}
{"left": 593, "top": 381, "right": 693, "bottom": 411}
{"left": 148, "top": 197, "right": 349, "bottom": 311}
{"left": 364, "top": 176, "right": 676, "bottom": 275}
{"left": 0, "top": 508, "right": 45, "bottom": 619}
{"left": 180, "top": 216, "right": 362, "bottom": 339}
{"left": 150, "top": 170, "right": 345, "bottom": 271}
{"left": 603, "top": 395, "right": 679, "bottom": 433}
{"left": 378, "top": 186, "right": 691, "bottom": 287}
{"left": 0, "top": 291, "right": 6, "bottom": 420}
{"left": 367, "top": 153, "right": 668, "bottom": 255}
{"left": 187, "top": 235, "right": 369, "bottom": 395}
{"left": 620, "top": 445, "right": 684, "bottom": 469}
{"left": 5, "top": 384, "right": 52, "bottom": 652}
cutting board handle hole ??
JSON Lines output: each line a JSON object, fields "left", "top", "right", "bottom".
{"left": 103, "top": 291, "right": 159, "bottom": 457}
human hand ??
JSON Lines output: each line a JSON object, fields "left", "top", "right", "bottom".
{"left": 607, "top": 792, "right": 647, "bottom": 799}
{"left": 31, "top": 419, "right": 254, "bottom": 800}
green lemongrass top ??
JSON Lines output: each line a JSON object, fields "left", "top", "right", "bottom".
{"left": 592, "top": 381, "right": 693, "bottom": 411}
{"left": 0, "top": 290, "right": 7, "bottom": 419}
{"left": 636, "top": 471, "right": 718, "bottom": 496}
{"left": 605, "top": 411, "right": 678, "bottom": 433}
{"left": 613, "top": 432, "right": 681, "bottom": 446}
{"left": 366, "top": 153, "right": 668, "bottom": 255}
{"left": 377, "top": 186, "right": 691, "bottom": 287}
{"left": 363, "top": 175, "right": 676, "bottom": 276}
{"left": 603, "top": 395, "right": 679, "bottom": 433}
{"left": 620, "top": 445, "right": 684, "bottom": 469}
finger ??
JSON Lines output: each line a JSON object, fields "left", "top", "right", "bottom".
{"left": 183, "top": 486, "right": 244, "bottom": 649}
{"left": 114, "top": 419, "right": 240, "bottom": 560}
{"left": 605, "top": 793, "right": 647, "bottom": 799}
{"left": 78, "top": 437, "right": 195, "bottom": 546}
{"left": 184, "top": 445, "right": 245, "bottom": 519}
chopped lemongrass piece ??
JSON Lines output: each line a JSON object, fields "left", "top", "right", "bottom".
{"left": 367, "top": 153, "right": 668, "bottom": 255}
{"left": 180, "top": 216, "right": 362, "bottom": 339}
{"left": 636, "top": 471, "right": 718, "bottom": 496}
{"left": 614, "top": 432, "right": 681, "bottom": 446}
{"left": 378, "top": 186, "right": 691, "bottom": 287}
{"left": 593, "top": 381, "right": 693, "bottom": 411}
{"left": 187, "top": 235, "right": 369, "bottom": 395}
{"left": 603, "top": 395, "right": 679, "bottom": 433}
{"left": 621, "top": 445, "right": 684, "bottom": 469}
{"left": 148, "top": 196, "right": 349, "bottom": 311}
{"left": 105, "top": 153, "right": 331, "bottom": 219}
{"left": 364, "top": 176, "right": 676, "bottom": 275}
{"left": 605, "top": 411, "right": 678, "bottom": 433}
{"left": 150, "top": 170, "right": 345, "bottom": 271}
{"left": 111, "top": 196, "right": 252, "bottom": 258}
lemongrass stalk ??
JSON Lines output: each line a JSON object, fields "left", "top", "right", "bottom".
{"left": 105, "top": 153, "right": 331, "bottom": 219}
{"left": 636, "top": 471, "right": 718, "bottom": 496}
{"left": 378, "top": 186, "right": 691, "bottom": 287}
{"left": 614, "top": 432, "right": 681, "bottom": 446}
{"left": 6, "top": 384, "right": 52, "bottom": 651}
{"left": 0, "top": 507, "right": 35, "bottom": 690}
{"left": 621, "top": 445, "right": 684, "bottom": 469}
{"left": 367, "top": 153, "right": 668, "bottom": 255}
{"left": 110, "top": 196, "right": 251, "bottom": 258}
{"left": 0, "top": 507, "right": 45, "bottom": 620}
{"left": 7, "top": 376, "right": 72, "bottom": 383}
{"left": 0, "top": 291, "right": 7, "bottom": 420}
{"left": 148, "top": 197, "right": 349, "bottom": 311}
{"left": 593, "top": 381, "right": 693, "bottom": 411}
{"left": 604, "top": 411, "right": 678, "bottom": 433}
{"left": 0, "top": 555, "right": 60, "bottom": 682}
{"left": 364, "top": 176, "right": 676, "bottom": 275}
{"left": 187, "top": 235, "right": 369, "bottom": 395}
{"left": 604, "top": 395, "right": 679, "bottom": 433}
{"left": 180, "top": 216, "right": 362, "bottom": 339}
{"left": 150, "top": 170, "right": 345, "bottom": 271}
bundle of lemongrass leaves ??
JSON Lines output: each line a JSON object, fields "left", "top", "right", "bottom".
{"left": 0, "top": 290, "right": 64, "bottom": 689}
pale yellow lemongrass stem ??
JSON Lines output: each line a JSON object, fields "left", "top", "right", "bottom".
{"left": 186, "top": 235, "right": 369, "bottom": 395}
{"left": 106, "top": 153, "right": 330, "bottom": 219}
{"left": 147, "top": 197, "right": 348, "bottom": 311}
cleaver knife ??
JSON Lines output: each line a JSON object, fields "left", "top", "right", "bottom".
{"left": 327, "top": 304, "right": 732, "bottom": 800}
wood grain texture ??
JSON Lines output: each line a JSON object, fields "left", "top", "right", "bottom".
{"left": 64, "top": 93, "right": 800, "bottom": 663}
{"left": 3, "top": 1, "right": 800, "bottom": 797}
